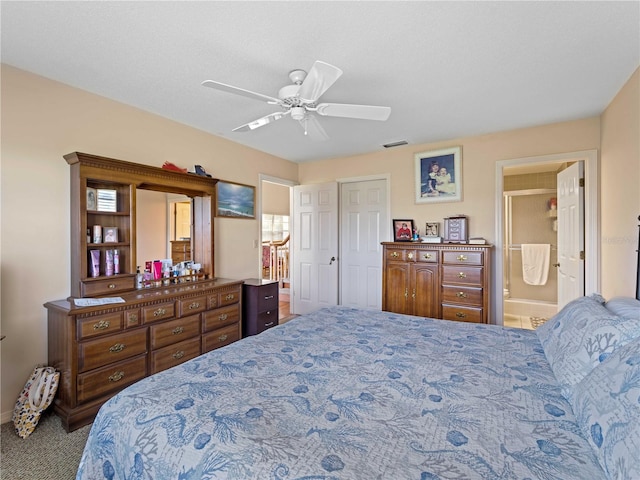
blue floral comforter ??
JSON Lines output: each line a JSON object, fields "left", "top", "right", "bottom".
{"left": 77, "top": 306, "right": 606, "bottom": 480}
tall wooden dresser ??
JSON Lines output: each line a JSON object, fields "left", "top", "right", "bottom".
{"left": 382, "top": 242, "right": 492, "bottom": 323}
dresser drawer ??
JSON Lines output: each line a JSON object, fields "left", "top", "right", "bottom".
{"left": 78, "top": 329, "right": 148, "bottom": 373}
{"left": 80, "top": 275, "right": 136, "bottom": 297}
{"left": 77, "top": 312, "right": 123, "bottom": 340}
{"left": 150, "top": 314, "right": 201, "bottom": 350}
{"left": 385, "top": 248, "right": 408, "bottom": 262}
{"left": 150, "top": 337, "right": 201, "bottom": 374}
{"left": 441, "top": 285, "right": 483, "bottom": 306}
{"left": 142, "top": 302, "right": 175, "bottom": 324}
{"left": 442, "top": 250, "right": 484, "bottom": 266}
{"left": 124, "top": 308, "right": 141, "bottom": 328}
{"left": 255, "top": 310, "right": 278, "bottom": 334}
{"left": 177, "top": 294, "right": 207, "bottom": 317}
{"left": 77, "top": 354, "right": 147, "bottom": 403}
{"left": 203, "top": 305, "right": 240, "bottom": 332}
{"left": 256, "top": 283, "right": 279, "bottom": 311}
{"left": 202, "top": 324, "right": 240, "bottom": 353}
{"left": 415, "top": 250, "right": 438, "bottom": 263}
{"left": 208, "top": 286, "right": 241, "bottom": 309}
{"left": 441, "top": 304, "right": 484, "bottom": 323}
{"left": 441, "top": 266, "right": 484, "bottom": 286}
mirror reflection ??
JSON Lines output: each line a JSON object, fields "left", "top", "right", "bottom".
{"left": 136, "top": 190, "right": 192, "bottom": 267}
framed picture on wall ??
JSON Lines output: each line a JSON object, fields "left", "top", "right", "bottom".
{"left": 216, "top": 180, "right": 256, "bottom": 219}
{"left": 393, "top": 219, "right": 414, "bottom": 242}
{"left": 414, "top": 146, "right": 462, "bottom": 204}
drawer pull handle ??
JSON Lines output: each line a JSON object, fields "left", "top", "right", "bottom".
{"left": 93, "top": 320, "right": 110, "bottom": 330}
{"left": 172, "top": 350, "right": 185, "bottom": 359}
{"left": 458, "top": 272, "right": 467, "bottom": 278}
{"left": 407, "top": 252, "right": 414, "bottom": 260}
{"left": 264, "top": 295, "right": 274, "bottom": 300}
{"left": 457, "top": 255, "right": 468, "bottom": 261}
{"left": 455, "top": 312, "right": 467, "bottom": 318}
{"left": 108, "top": 283, "right": 116, "bottom": 289}
{"left": 391, "top": 252, "right": 399, "bottom": 258}
{"left": 412, "top": 289, "right": 416, "bottom": 299}
{"left": 219, "top": 313, "right": 228, "bottom": 322}
{"left": 129, "top": 313, "right": 138, "bottom": 321}
{"left": 218, "top": 334, "right": 228, "bottom": 342}
{"left": 153, "top": 308, "right": 167, "bottom": 317}
{"left": 456, "top": 292, "right": 467, "bottom": 298}
{"left": 108, "top": 371, "right": 125, "bottom": 382}
{"left": 225, "top": 294, "right": 235, "bottom": 301}
{"left": 109, "top": 343, "right": 125, "bottom": 353}
{"left": 188, "top": 302, "right": 200, "bottom": 310}
{"left": 172, "top": 326, "right": 184, "bottom": 335}
{"left": 423, "top": 253, "right": 432, "bottom": 259}
{"left": 404, "top": 288, "right": 408, "bottom": 299}
{"left": 264, "top": 322, "right": 275, "bottom": 328}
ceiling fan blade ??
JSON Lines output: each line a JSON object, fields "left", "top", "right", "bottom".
{"left": 202, "top": 80, "right": 281, "bottom": 104}
{"left": 297, "top": 61, "right": 343, "bottom": 103}
{"left": 298, "top": 114, "right": 329, "bottom": 142}
{"left": 315, "top": 103, "right": 391, "bottom": 121}
{"left": 232, "top": 111, "right": 289, "bottom": 132}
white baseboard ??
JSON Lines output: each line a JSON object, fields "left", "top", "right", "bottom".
{"left": 2, "top": 409, "right": 14, "bottom": 424}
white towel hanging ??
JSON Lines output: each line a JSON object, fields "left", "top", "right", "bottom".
{"left": 521, "top": 244, "right": 550, "bottom": 286}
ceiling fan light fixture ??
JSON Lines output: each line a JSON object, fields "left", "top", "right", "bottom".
{"left": 291, "top": 106, "right": 306, "bottom": 121}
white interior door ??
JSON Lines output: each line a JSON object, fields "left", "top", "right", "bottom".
{"left": 291, "top": 182, "right": 339, "bottom": 315}
{"left": 557, "top": 162, "right": 584, "bottom": 309}
{"left": 339, "top": 179, "right": 389, "bottom": 309}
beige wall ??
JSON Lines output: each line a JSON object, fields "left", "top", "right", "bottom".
{"left": 0, "top": 65, "right": 298, "bottom": 420}
{"left": 600, "top": 68, "right": 640, "bottom": 298}
{"left": 300, "top": 118, "right": 601, "bottom": 245}
{"left": 262, "top": 181, "right": 290, "bottom": 216}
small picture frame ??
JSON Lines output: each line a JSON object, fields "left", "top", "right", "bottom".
{"left": 393, "top": 219, "right": 414, "bottom": 242}
{"left": 97, "top": 189, "right": 117, "bottom": 212}
{"left": 425, "top": 222, "right": 439, "bottom": 237}
{"left": 86, "top": 188, "right": 97, "bottom": 211}
{"left": 103, "top": 227, "right": 118, "bottom": 243}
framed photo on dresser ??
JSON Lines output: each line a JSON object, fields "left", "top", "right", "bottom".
{"left": 393, "top": 219, "right": 414, "bottom": 242}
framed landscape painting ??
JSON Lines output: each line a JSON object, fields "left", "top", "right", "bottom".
{"left": 216, "top": 181, "right": 255, "bottom": 219}
{"left": 415, "top": 146, "right": 462, "bottom": 204}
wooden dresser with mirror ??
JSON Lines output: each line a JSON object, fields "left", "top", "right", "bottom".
{"left": 45, "top": 152, "right": 243, "bottom": 432}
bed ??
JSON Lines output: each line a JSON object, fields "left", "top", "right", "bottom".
{"left": 76, "top": 291, "right": 640, "bottom": 479}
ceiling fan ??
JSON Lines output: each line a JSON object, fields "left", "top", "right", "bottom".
{"left": 202, "top": 61, "right": 391, "bottom": 141}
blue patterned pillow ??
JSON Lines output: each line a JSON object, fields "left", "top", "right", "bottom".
{"left": 605, "top": 297, "right": 640, "bottom": 321}
{"left": 536, "top": 295, "right": 640, "bottom": 399}
{"left": 571, "top": 336, "right": 640, "bottom": 479}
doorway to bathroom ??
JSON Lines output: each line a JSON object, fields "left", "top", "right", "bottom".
{"left": 495, "top": 150, "right": 599, "bottom": 329}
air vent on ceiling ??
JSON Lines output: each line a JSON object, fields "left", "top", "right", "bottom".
{"left": 382, "top": 140, "right": 408, "bottom": 148}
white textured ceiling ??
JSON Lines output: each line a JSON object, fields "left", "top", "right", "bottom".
{"left": 1, "top": 1, "right": 638, "bottom": 163}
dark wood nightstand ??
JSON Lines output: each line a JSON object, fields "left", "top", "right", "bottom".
{"left": 242, "top": 279, "right": 279, "bottom": 337}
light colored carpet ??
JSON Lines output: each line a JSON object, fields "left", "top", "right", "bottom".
{"left": 1, "top": 412, "right": 90, "bottom": 479}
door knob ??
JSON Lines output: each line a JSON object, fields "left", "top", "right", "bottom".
{"left": 329, "top": 256, "right": 336, "bottom": 265}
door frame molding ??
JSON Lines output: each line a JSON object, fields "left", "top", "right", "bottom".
{"left": 494, "top": 149, "right": 599, "bottom": 325}
{"left": 257, "top": 173, "right": 298, "bottom": 281}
